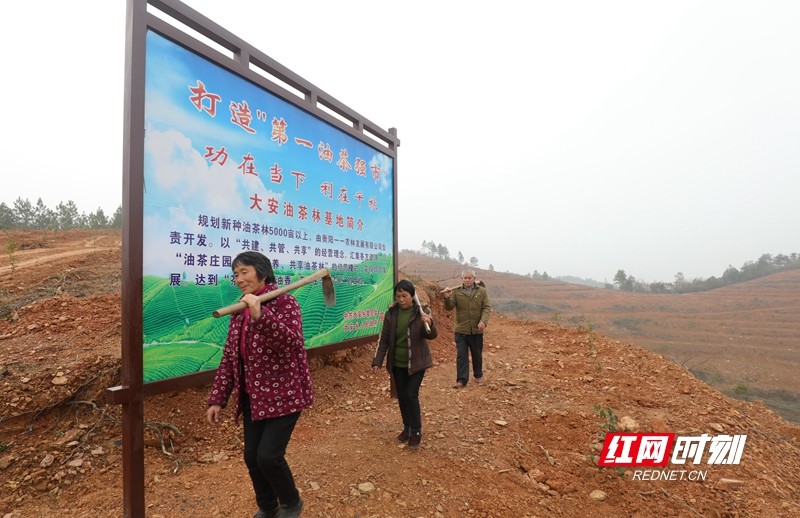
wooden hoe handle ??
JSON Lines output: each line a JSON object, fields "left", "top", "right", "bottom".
{"left": 212, "top": 268, "right": 332, "bottom": 318}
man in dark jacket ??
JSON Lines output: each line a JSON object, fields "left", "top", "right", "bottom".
{"left": 442, "top": 270, "right": 491, "bottom": 388}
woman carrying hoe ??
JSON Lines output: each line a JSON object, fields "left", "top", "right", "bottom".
{"left": 372, "top": 279, "right": 438, "bottom": 449}
{"left": 206, "top": 251, "right": 313, "bottom": 518}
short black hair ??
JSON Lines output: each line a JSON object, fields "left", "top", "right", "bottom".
{"left": 231, "top": 251, "right": 276, "bottom": 284}
{"left": 394, "top": 279, "right": 415, "bottom": 297}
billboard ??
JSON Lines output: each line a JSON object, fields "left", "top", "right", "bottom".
{"left": 123, "top": 2, "right": 399, "bottom": 392}
{"left": 139, "top": 26, "right": 396, "bottom": 383}
{"left": 110, "top": 2, "right": 400, "bottom": 514}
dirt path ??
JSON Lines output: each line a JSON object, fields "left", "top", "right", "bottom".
{"left": 0, "top": 247, "right": 119, "bottom": 275}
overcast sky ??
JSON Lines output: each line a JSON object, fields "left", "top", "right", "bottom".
{"left": 2, "top": 0, "right": 798, "bottom": 283}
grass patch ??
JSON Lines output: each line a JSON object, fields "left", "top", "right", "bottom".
{"left": 653, "top": 344, "right": 672, "bottom": 356}
{"left": 688, "top": 368, "right": 725, "bottom": 386}
{"left": 610, "top": 317, "right": 650, "bottom": 335}
{"left": 724, "top": 387, "right": 800, "bottom": 424}
{"left": 494, "top": 300, "right": 554, "bottom": 314}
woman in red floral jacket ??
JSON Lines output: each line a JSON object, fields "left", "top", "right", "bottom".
{"left": 206, "top": 251, "right": 313, "bottom": 518}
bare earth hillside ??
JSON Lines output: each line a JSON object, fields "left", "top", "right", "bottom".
{"left": 399, "top": 252, "right": 800, "bottom": 423}
{"left": 1, "top": 231, "right": 799, "bottom": 518}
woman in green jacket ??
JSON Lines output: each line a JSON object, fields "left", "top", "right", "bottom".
{"left": 372, "top": 279, "right": 437, "bottom": 449}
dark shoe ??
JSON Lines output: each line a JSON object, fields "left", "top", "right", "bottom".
{"left": 453, "top": 381, "right": 466, "bottom": 388}
{"left": 253, "top": 505, "right": 279, "bottom": 518}
{"left": 277, "top": 498, "right": 304, "bottom": 518}
{"left": 408, "top": 430, "right": 422, "bottom": 449}
{"left": 397, "top": 428, "right": 410, "bottom": 443}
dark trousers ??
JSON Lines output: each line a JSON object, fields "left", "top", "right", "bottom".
{"left": 392, "top": 366, "right": 425, "bottom": 432}
{"left": 242, "top": 394, "right": 301, "bottom": 511}
{"left": 455, "top": 332, "right": 483, "bottom": 384}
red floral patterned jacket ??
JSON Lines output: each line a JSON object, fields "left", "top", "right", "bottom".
{"left": 207, "top": 284, "right": 314, "bottom": 423}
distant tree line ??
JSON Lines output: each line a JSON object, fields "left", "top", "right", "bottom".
{"left": 0, "top": 197, "right": 122, "bottom": 230}
{"left": 419, "top": 240, "right": 484, "bottom": 269}
{"left": 410, "top": 239, "right": 799, "bottom": 294}
{"left": 523, "top": 270, "right": 551, "bottom": 281}
{"left": 612, "top": 253, "right": 800, "bottom": 293}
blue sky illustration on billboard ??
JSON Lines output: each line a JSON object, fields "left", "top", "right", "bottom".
{"left": 140, "top": 30, "right": 395, "bottom": 382}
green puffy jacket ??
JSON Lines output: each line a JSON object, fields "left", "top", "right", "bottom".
{"left": 444, "top": 285, "right": 491, "bottom": 334}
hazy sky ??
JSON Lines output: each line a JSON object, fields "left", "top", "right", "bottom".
{"left": 3, "top": 0, "right": 798, "bottom": 283}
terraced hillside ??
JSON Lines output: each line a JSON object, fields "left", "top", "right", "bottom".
{"left": 400, "top": 252, "right": 800, "bottom": 422}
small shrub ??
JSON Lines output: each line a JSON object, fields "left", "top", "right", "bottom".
{"left": 593, "top": 405, "right": 625, "bottom": 476}
{"left": 3, "top": 231, "right": 19, "bottom": 276}
{"left": 594, "top": 404, "right": 619, "bottom": 438}
{"left": 576, "top": 316, "right": 596, "bottom": 356}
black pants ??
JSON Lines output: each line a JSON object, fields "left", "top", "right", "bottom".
{"left": 455, "top": 332, "right": 483, "bottom": 384}
{"left": 392, "top": 366, "right": 425, "bottom": 432}
{"left": 242, "top": 394, "right": 301, "bottom": 511}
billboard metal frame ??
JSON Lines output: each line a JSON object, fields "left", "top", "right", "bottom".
{"left": 106, "top": 0, "right": 399, "bottom": 515}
